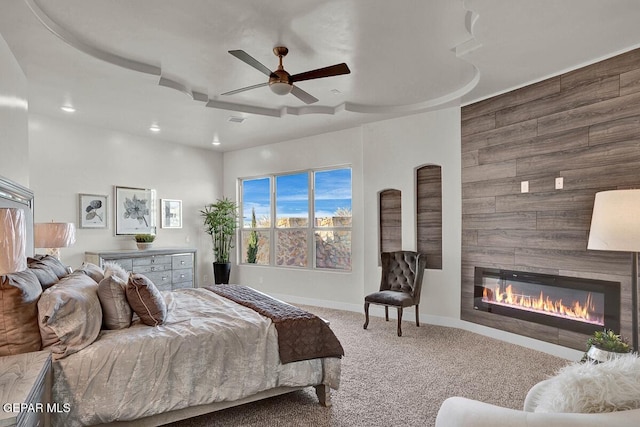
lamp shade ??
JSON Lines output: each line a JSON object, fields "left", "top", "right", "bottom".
{"left": 34, "top": 222, "right": 76, "bottom": 249}
{"left": 0, "top": 208, "right": 27, "bottom": 275}
{"left": 587, "top": 189, "right": 640, "bottom": 252}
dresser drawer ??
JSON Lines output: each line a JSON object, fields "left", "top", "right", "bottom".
{"left": 172, "top": 268, "right": 193, "bottom": 284}
{"left": 172, "top": 254, "right": 193, "bottom": 269}
{"left": 133, "top": 264, "right": 171, "bottom": 274}
{"left": 143, "top": 271, "right": 172, "bottom": 289}
{"left": 133, "top": 255, "right": 172, "bottom": 267}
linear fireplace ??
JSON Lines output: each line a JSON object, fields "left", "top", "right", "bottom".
{"left": 474, "top": 267, "right": 620, "bottom": 335}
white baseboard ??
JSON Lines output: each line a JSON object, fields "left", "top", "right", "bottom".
{"left": 272, "top": 292, "right": 583, "bottom": 361}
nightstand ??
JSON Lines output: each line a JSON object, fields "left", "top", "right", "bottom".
{"left": 0, "top": 351, "right": 52, "bottom": 427}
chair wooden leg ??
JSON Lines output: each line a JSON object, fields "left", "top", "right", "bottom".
{"left": 397, "top": 307, "right": 403, "bottom": 336}
{"left": 415, "top": 304, "right": 420, "bottom": 327}
{"left": 385, "top": 306, "right": 389, "bottom": 321}
{"left": 363, "top": 302, "right": 370, "bottom": 329}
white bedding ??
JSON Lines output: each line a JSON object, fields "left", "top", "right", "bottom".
{"left": 51, "top": 288, "right": 341, "bottom": 426}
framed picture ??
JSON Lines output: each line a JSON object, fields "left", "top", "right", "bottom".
{"left": 114, "top": 186, "right": 156, "bottom": 235}
{"left": 161, "top": 199, "right": 182, "bottom": 229}
{"left": 78, "top": 193, "right": 108, "bottom": 229}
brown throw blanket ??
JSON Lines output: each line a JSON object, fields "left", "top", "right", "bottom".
{"left": 204, "top": 285, "right": 344, "bottom": 364}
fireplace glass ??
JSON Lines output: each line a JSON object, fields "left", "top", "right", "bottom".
{"left": 474, "top": 267, "right": 620, "bottom": 335}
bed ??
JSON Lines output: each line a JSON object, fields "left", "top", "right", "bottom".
{"left": 0, "top": 176, "right": 343, "bottom": 427}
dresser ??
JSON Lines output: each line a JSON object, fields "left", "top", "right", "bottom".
{"left": 85, "top": 248, "right": 197, "bottom": 291}
{"left": 0, "top": 351, "right": 52, "bottom": 427}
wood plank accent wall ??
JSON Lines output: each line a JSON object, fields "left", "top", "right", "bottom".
{"left": 417, "top": 165, "right": 443, "bottom": 269}
{"left": 461, "top": 48, "right": 640, "bottom": 350}
{"left": 379, "top": 189, "right": 402, "bottom": 253}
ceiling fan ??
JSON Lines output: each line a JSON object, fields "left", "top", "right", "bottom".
{"left": 221, "top": 46, "right": 350, "bottom": 104}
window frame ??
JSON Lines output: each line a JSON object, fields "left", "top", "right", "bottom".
{"left": 238, "top": 165, "right": 352, "bottom": 271}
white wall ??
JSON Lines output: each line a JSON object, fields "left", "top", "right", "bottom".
{"left": 28, "top": 114, "right": 223, "bottom": 282}
{"left": 223, "top": 127, "right": 365, "bottom": 307}
{"left": 0, "top": 34, "right": 29, "bottom": 187}
{"left": 223, "top": 108, "right": 462, "bottom": 319}
{"left": 363, "top": 107, "right": 462, "bottom": 319}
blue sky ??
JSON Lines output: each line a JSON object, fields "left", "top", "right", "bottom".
{"left": 242, "top": 168, "right": 351, "bottom": 226}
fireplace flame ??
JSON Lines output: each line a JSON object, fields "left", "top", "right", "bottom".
{"left": 482, "top": 284, "right": 603, "bottom": 325}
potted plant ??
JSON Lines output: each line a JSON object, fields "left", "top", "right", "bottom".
{"left": 201, "top": 198, "right": 238, "bottom": 284}
{"left": 134, "top": 233, "right": 155, "bottom": 250}
{"left": 583, "top": 329, "right": 631, "bottom": 363}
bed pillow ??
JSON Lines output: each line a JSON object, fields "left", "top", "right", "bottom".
{"left": 0, "top": 269, "right": 43, "bottom": 356}
{"left": 103, "top": 261, "right": 129, "bottom": 282}
{"left": 125, "top": 273, "right": 167, "bottom": 326}
{"left": 38, "top": 272, "right": 102, "bottom": 359}
{"left": 534, "top": 353, "right": 640, "bottom": 413}
{"left": 98, "top": 274, "right": 132, "bottom": 330}
{"left": 27, "top": 259, "right": 60, "bottom": 289}
{"left": 28, "top": 255, "right": 69, "bottom": 279}
{"left": 76, "top": 262, "right": 104, "bottom": 284}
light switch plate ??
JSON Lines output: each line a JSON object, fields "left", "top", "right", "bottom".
{"left": 521, "top": 181, "right": 529, "bottom": 193}
{"left": 555, "top": 177, "right": 564, "bottom": 189}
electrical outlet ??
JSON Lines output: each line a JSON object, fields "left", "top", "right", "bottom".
{"left": 555, "top": 177, "right": 564, "bottom": 189}
{"left": 520, "top": 181, "right": 529, "bottom": 193}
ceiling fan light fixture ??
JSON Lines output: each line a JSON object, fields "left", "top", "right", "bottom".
{"left": 269, "top": 81, "right": 292, "bottom": 96}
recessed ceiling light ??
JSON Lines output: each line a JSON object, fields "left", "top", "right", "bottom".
{"left": 212, "top": 141, "right": 221, "bottom": 146}
{"left": 228, "top": 116, "right": 245, "bottom": 124}
{"left": 330, "top": 89, "right": 342, "bottom": 95}
{"left": 61, "top": 105, "right": 76, "bottom": 113}
{"left": 149, "top": 125, "right": 161, "bottom": 132}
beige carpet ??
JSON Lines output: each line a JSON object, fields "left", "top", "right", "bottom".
{"left": 167, "top": 305, "right": 570, "bottom": 427}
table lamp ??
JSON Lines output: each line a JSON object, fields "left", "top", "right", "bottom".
{"left": 0, "top": 208, "right": 27, "bottom": 275}
{"left": 34, "top": 222, "right": 76, "bottom": 261}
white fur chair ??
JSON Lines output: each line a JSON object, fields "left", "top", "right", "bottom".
{"left": 435, "top": 354, "right": 640, "bottom": 427}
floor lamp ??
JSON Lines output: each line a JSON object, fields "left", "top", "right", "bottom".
{"left": 587, "top": 189, "right": 640, "bottom": 353}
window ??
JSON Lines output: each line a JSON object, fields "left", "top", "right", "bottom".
{"left": 240, "top": 167, "right": 352, "bottom": 271}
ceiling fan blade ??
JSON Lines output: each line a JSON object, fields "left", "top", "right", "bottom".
{"left": 228, "top": 50, "right": 273, "bottom": 77}
{"left": 291, "top": 85, "right": 319, "bottom": 104}
{"left": 291, "top": 63, "right": 350, "bottom": 83}
{"left": 221, "top": 82, "right": 268, "bottom": 96}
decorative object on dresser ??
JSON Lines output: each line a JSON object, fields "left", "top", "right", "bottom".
{"left": 161, "top": 199, "right": 182, "bottom": 229}
{"left": 134, "top": 233, "right": 155, "bottom": 250}
{"left": 85, "top": 248, "right": 196, "bottom": 291}
{"left": 0, "top": 351, "right": 52, "bottom": 427}
{"left": 78, "top": 193, "right": 108, "bottom": 229}
{"left": 33, "top": 222, "right": 76, "bottom": 261}
{"left": 201, "top": 198, "right": 239, "bottom": 284}
{"left": 0, "top": 208, "right": 27, "bottom": 275}
{"left": 587, "top": 189, "right": 640, "bottom": 352}
{"left": 114, "top": 186, "right": 156, "bottom": 235}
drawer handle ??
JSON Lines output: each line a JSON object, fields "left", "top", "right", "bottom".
{"left": 180, "top": 274, "right": 185, "bottom": 278}
{"left": 151, "top": 259, "right": 156, "bottom": 264}
{"left": 180, "top": 260, "right": 185, "bottom": 265}
{"left": 162, "top": 276, "right": 168, "bottom": 281}
{"left": 151, "top": 266, "right": 156, "bottom": 271}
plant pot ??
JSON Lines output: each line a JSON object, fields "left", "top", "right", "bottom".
{"left": 213, "top": 262, "right": 231, "bottom": 284}
{"left": 586, "top": 345, "right": 628, "bottom": 363}
{"left": 136, "top": 242, "right": 153, "bottom": 250}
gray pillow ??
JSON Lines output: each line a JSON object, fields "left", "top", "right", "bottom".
{"left": 38, "top": 272, "right": 102, "bottom": 359}
{"left": 125, "top": 274, "right": 167, "bottom": 327}
{"left": 98, "top": 274, "right": 132, "bottom": 330}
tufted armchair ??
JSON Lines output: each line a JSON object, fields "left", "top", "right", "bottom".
{"left": 363, "top": 251, "right": 427, "bottom": 336}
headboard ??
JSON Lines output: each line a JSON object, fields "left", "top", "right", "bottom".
{"left": 0, "top": 175, "right": 34, "bottom": 257}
